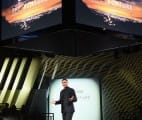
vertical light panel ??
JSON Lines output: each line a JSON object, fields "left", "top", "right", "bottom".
{"left": 0, "top": 58, "right": 10, "bottom": 85}
{"left": 7, "top": 58, "right": 27, "bottom": 106}
{"left": 15, "top": 58, "right": 40, "bottom": 108}
{"left": 0, "top": 58, "right": 19, "bottom": 103}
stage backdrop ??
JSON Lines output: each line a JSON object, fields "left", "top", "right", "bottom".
{"left": 41, "top": 50, "right": 142, "bottom": 120}
{"left": 47, "top": 78, "right": 101, "bottom": 120}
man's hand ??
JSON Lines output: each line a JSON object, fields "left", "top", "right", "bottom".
{"left": 69, "top": 96, "right": 74, "bottom": 101}
{"left": 51, "top": 100, "right": 56, "bottom": 104}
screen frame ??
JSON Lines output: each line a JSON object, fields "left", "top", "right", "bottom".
{"left": 1, "top": 0, "right": 62, "bottom": 41}
{"left": 76, "top": 0, "right": 142, "bottom": 37}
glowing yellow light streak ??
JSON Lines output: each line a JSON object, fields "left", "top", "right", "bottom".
{"left": 7, "top": 58, "right": 27, "bottom": 106}
{"left": 0, "top": 58, "right": 19, "bottom": 103}
{"left": 15, "top": 58, "right": 40, "bottom": 108}
{"left": 0, "top": 58, "right": 10, "bottom": 85}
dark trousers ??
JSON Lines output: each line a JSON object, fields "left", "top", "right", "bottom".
{"left": 62, "top": 112, "right": 73, "bottom": 120}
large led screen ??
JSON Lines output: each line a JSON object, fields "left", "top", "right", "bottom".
{"left": 76, "top": 0, "right": 142, "bottom": 36}
{"left": 1, "top": 0, "right": 62, "bottom": 40}
{"left": 47, "top": 78, "right": 102, "bottom": 120}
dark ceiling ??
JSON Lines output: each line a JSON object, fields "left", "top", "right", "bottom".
{"left": 1, "top": 26, "right": 142, "bottom": 56}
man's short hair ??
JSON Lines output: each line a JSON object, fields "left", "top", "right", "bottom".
{"left": 62, "top": 78, "right": 68, "bottom": 81}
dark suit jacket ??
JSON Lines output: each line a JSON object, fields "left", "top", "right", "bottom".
{"left": 56, "top": 87, "right": 77, "bottom": 113}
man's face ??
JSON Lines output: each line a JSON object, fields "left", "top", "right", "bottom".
{"left": 62, "top": 80, "right": 68, "bottom": 88}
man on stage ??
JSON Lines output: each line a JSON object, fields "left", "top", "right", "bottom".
{"left": 52, "top": 79, "right": 77, "bottom": 120}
